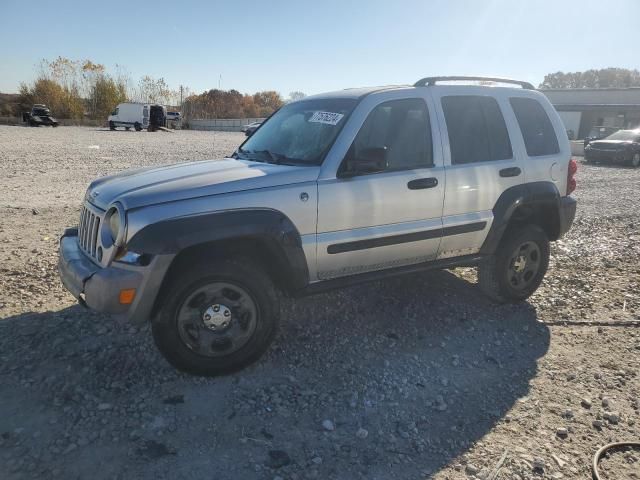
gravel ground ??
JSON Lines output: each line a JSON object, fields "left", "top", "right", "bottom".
{"left": 0, "top": 126, "right": 638, "bottom": 480}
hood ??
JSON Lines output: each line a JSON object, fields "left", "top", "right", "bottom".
{"left": 86, "top": 158, "right": 320, "bottom": 210}
{"left": 589, "top": 140, "right": 632, "bottom": 149}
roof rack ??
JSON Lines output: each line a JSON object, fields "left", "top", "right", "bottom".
{"left": 414, "top": 76, "right": 535, "bottom": 90}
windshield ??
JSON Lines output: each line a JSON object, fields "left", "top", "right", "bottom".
{"left": 605, "top": 130, "right": 639, "bottom": 141}
{"left": 235, "top": 98, "right": 358, "bottom": 165}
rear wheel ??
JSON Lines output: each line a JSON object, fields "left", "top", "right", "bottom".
{"left": 630, "top": 153, "right": 640, "bottom": 168}
{"left": 134, "top": 122, "right": 142, "bottom": 131}
{"left": 125, "top": 126, "right": 131, "bottom": 131}
{"left": 152, "top": 257, "right": 279, "bottom": 376}
{"left": 478, "top": 225, "right": 550, "bottom": 303}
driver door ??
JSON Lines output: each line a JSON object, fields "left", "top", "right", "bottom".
{"left": 316, "top": 94, "right": 445, "bottom": 280}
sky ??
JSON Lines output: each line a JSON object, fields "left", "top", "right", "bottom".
{"left": 2, "top": 0, "right": 640, "bottom": 96}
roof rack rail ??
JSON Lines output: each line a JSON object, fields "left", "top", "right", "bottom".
{"left": 414, "top": 76, "right": 535, "bottom": 90}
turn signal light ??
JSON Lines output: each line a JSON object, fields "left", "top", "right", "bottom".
{"left": 119, "top": 288, "right": 136, "bottom": 305}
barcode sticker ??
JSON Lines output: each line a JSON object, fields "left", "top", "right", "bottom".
{"left": 308, "top": 111, "right": 344, "bottom": 126}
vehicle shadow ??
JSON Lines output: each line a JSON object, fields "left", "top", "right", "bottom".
{"left": 0, "top": 269, "right": 549, "bottom": 480}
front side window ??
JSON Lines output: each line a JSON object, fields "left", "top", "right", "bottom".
{"left": 442, "top": 95, "right": 512, "bottom": 164}
{"left": 237, "top": 98, "right": 358, "bottom": 166}
{"left": 510, "top": 97, "right": 560, "bottom": 157}
{"left": 344, "top": 98, "right": 433, "bottom": 171}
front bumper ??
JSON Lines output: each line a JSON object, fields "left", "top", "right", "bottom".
{"left": 58, "top": 228, "right": 172, "bottom": 323}
{"left": 558, "top": 196, "right": 577, "bottom": 237}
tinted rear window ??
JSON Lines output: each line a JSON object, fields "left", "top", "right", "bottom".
{"left": 441, "top": 95, "right": 512, "bottom": 164}
{"left": 510, "top": 97, "right": 560, "bottom": 157}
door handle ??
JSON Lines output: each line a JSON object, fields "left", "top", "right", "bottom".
{"left": 407, "top": 177, "right": 438, "bottom": 190}
{"left": 499, "top": 167, "right": 521, "bottom": 178}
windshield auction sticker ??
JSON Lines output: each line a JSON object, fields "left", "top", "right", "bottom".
{"left": 309, "top": 111, "right": 344, "bottom": 125}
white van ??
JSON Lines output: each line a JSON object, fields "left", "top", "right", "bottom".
{"left": 108, "top": 103, "right": 167, "bottom": 131}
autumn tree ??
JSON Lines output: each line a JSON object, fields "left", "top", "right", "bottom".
{"left": 182, "top": 89, "right": 284, "bottom": 119}
{"left": 253, "top": 91, "right": 284, "bottom": 116}
{"left": 18, "top": 78, "right": 84, "bottom": 119}
{"left": 88, "top": 75, "right": 128, "bottom": 120}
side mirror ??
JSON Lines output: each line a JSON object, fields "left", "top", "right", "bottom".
{"left": 341, "top": 147, "right": 388, "bottom": 177}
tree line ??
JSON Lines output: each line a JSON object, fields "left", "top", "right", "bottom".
{"left": 15, "top": 56, "right": 304, "bottom": 120}
{"left": 539, "top": 68, "right": 640, "bottom": 89}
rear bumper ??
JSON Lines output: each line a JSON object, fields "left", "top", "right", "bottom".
{"left": 58, "top": 228, "right": 173, "bottom": 323}
{"left": 558, "top": 196, "right": 577, "bottom": 237}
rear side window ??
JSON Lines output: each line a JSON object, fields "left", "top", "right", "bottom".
{"left": 442, "top": 95, "right": 512, "bottom": 164}
{"left": 510, "top": 97, "right": 560, "bottom": 157}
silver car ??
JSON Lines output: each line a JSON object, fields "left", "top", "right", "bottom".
{"left": 59, "top": 76, "right": 577, "bottom": 376}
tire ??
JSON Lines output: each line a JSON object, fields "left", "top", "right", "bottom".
{"left": 109, "top": 121, "right": 116, "bottom": 131}
{"left": 134, "top": 122, "right": 142, "bottom": 131}
{"left": 152, "top": 257, "right": 279, "bottom": 376}
{"left": 478, "top": 224, "right": 550, "bottom": 303}
{"left": 125, "top": 126, "right": 131, "bottom": 131}
{"left": 630, "top": 153, "right": 640, "bottom": 168}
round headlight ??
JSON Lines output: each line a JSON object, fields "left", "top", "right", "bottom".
{"left": 109, "top": 210, "right": 120, "bottom": 239}
{"left": 104, "top": 204, "right": 126, "bottom": 247}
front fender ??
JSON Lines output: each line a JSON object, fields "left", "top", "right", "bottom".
{"left": 126, "top": 208, "right": 309, "bottom": 290}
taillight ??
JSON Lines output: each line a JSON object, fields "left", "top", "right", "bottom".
{"left": 567, "top": 158, "right": 577, "bottom": 195}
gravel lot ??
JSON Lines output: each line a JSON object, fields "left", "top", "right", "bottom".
{"left": 0, "top": 126, "right": 639, "bottom": 480}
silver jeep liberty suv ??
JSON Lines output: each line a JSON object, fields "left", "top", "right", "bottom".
{"left": 59, "top": 76, "right": 577, "bottom": 376}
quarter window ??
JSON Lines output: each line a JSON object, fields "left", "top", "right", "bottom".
{"left": 442, "top": 95, "right": 513, "bottom": 164}
{"left": 345, "top": 98, "right": 433, "bottom": 171}
{"left": 510, "top": 97, "right": 560, "bottom": 157}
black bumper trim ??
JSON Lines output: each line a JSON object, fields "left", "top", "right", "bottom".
{"left": 58, "top": 229, "right": 99, "bottom": 298}
{"left": 558, "top": 196, "right": 577, "bottom": 237}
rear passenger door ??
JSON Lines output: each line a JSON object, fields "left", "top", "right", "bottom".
{"left": 432, "top": 89, "right": 525, "bottom": 259}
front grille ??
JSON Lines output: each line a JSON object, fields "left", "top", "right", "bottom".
{"left": 78, "top": 205, "right": 101, "bottom": 259}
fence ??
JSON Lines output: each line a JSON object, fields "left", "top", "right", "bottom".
{"left": 187, "top": 118, "right": 266, "bottom": 132}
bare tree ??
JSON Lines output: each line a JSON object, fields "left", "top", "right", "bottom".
{"left": 288, "top": 91, "right": 306, "bottom": 102}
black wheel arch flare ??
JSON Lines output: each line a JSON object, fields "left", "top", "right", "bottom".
{"left": 480, "top": 181, "right": 563, "bottom": 255}
{"left": 127, "top": 208, "right": 310, "bottom": 292}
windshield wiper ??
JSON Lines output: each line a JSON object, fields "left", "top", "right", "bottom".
{"left": 250, "top": 150, "right": 284, "bottom": 164}
{"left": 240, "top": 149, "right": 311, "bottom": 166}
{"left": 233, "top": 147, "right": 266, "bottom": 162}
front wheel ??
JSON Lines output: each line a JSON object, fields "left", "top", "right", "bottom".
{"left": 478, "top": 225, "right": 550, "bottom": 303}
{"left": 152, "top": 257, "right": 279, "bottom": 376}
{"left": 109, "top": 121, "right": 116, "bottom": 131}
{"left": 630, "top": 153, "right": 640, "bottom": 168}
